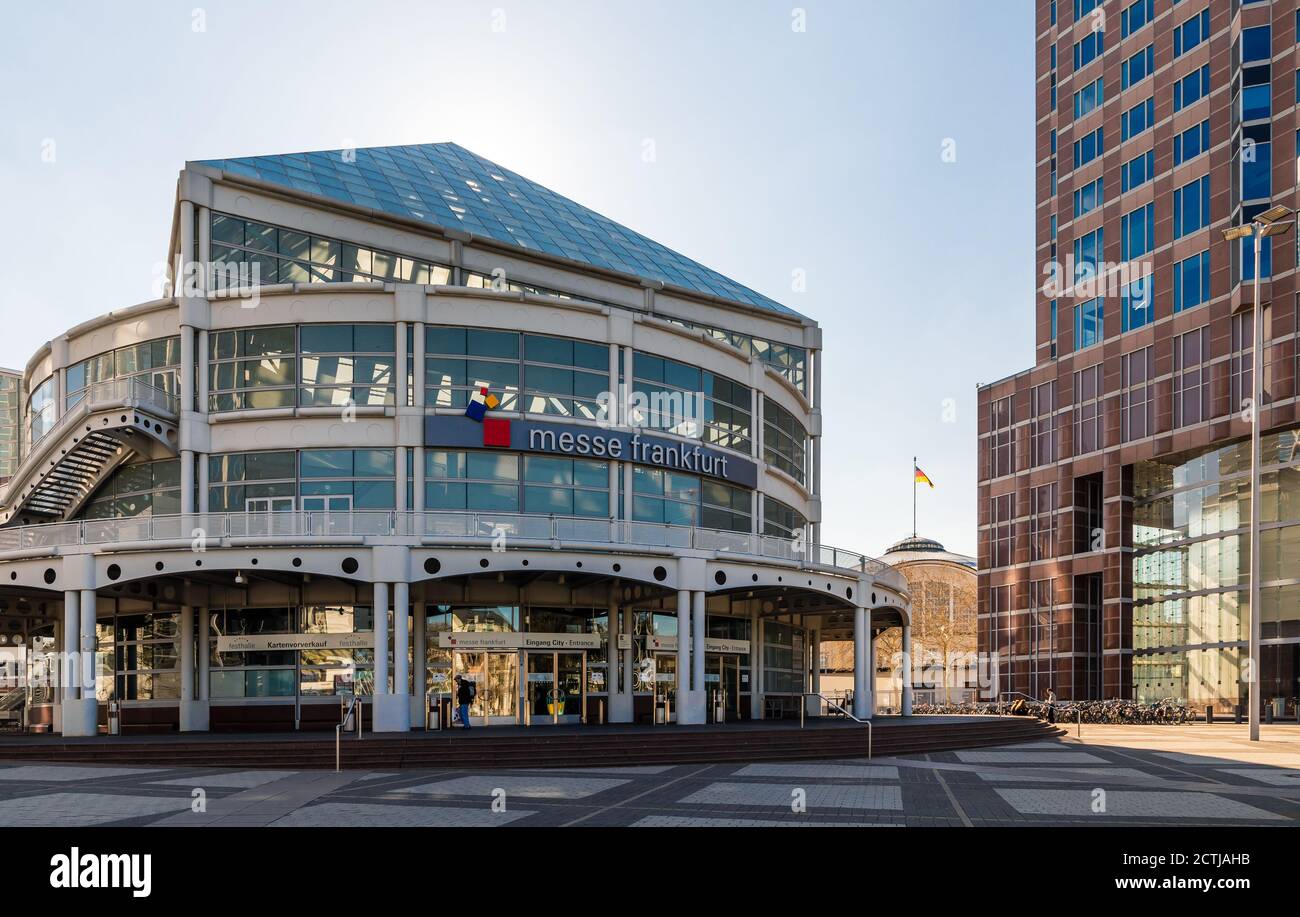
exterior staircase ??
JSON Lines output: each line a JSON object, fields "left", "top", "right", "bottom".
{"left": 0, "top": 378, "right": 179, "bottom": 526}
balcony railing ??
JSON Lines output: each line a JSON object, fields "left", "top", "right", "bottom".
{"left": 27, "top": 377, "right": 179, "bottom": 449}
{"left": 0, "top": 510, "right": 903, "bottom": 586}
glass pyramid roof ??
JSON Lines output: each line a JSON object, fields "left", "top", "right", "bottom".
{"left": 195, "top": 142, "right": 803, "bottom": 319}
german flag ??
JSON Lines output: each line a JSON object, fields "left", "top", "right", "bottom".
{"left": 914, "top": 465, "right": 935, "bottom": 489}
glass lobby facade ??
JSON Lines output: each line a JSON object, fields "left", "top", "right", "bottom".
{"left": 1132, "top": 431, "right": 1300, "bottom": 714}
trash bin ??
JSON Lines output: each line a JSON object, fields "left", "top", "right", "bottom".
{"left": 108, "top": 700, "right": 120, "bottom": 736}
{"left": 426, "top": 695, "right": 440, "bottom": 731}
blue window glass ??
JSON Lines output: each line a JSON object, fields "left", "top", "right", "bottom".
{"left": 1073, "top": 178, "right": 1103, "bottom": 217}
{"left": 1121, "top": 150, "right": 1154, "bottom": 192}
{"left": 1242, "top": 26, "right": 1271, "bottom": 63}
{"left": 1073, "top": 128, "right": 1104, "bottom": 168}
{"left": 1242, "top": 236, "right": 1273, "bottom": 281}
{"left": 1174, "top": 65, "right": 1210, "bottom": 112}
{"left": 1173, "top": 176, "right": 1210, "bottom": 238}
{"left": 1173, "top": 8, "right": 1209, "bottom": 58}
{"left": 1122, "top": 204, "right": 1154, "bottom": 261}
{"left": 1122, "top": 45, "right": 1154, "bottom": 88}
{"left": 1173, "top": 121, "right": 1210, "bottom": 166}
{"left": 1122, "top": 274, "right": 1154, "bottom": 332}
{"left": 1241, "top": 84, "right": 1271, "bottom": 122}
{"left": 1121, "top": 0, "right": 1152, "bottom": 37}
{"left": 1073, "top": 77, "right": 1104, "bottom": 118}
{"left": 1073, "top": 229, "right": 1104, "bottom": 284}
{"left": 1173, "top": 250, "right": 1211, "bottom": 313}
{"left": 1121, "top": 98, "right": 1155, "bottom": 141}
{"left": 1074, "top": 30, "right": 1104, "bottom": 70}
{"left": 1074, "top": 298, "right": 1103, "bottom": 350}
{"left": 1242, "top": 141, "right": 1272, "bottom": 201}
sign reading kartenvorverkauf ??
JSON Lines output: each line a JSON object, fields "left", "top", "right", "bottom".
{"left": 215, "top": 633, "right": 373, "bottom": 653}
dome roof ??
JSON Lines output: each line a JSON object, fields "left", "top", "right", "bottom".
{"left": 883, "top": 535, "right": 976, "bottom": 569}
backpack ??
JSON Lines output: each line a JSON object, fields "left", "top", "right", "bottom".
{"left": 466, "top": 680, "right": 477, "bottom": 700}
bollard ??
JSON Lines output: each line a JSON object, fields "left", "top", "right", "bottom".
{"left": 1235, "top": 703, "right": 1243, "bottom": 724}
{"left": 1205, "top": 705, "right": 1213, "bottom": 725}
{"left": 1265, "top": 704, "right": 1274, "bottom": 725}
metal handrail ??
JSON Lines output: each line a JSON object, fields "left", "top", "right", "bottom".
{"left": 0, "top": 509, "right": 908, "bottom": 591}
{"left": 335, "top": 694, "right": 360, "bottom": 772}
{"left": 800, "top": 692, "right": 872, "bottom": 759}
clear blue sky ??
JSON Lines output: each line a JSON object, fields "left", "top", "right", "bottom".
{"left": 0, "top": 0, "right": 1035, "bottom": 558}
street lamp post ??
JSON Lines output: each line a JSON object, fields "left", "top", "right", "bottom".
{"left": 1222, "top": 205, "right": 1293, "bottom": 742}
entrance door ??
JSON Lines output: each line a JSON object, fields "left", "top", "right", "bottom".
{"left": 302, "top": 495, "right": 352, "bottom": 535}
{"left": 652, "top": 652, "right": 677, "bottom": 723}
{"left": 705, "top": 654, "right": 741, "bottom": 722}
{"left": 527, "top": 652, "right": 585, "bottom": 724}
{"left": 453, "top": 652, "right": 517, "bottom": 726}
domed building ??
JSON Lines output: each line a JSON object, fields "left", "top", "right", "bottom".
{"left": 819, "top": 534, "right": 978, "bottom": 709}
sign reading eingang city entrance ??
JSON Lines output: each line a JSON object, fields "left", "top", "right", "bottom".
{"left": 424, "top": 416, "right": 757, "bottom": 488}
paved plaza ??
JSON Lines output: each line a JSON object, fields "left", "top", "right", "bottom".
{"left": 0, "top": 725, "right": 1297, "bottom": 827}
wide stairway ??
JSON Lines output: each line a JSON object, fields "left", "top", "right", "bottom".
{"left": 0, "top": 717, "right": 1064, "bottom": 770}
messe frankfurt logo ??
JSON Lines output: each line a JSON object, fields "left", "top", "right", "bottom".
{"left": 465, "top": 386, "right": 511, "bottom": 447}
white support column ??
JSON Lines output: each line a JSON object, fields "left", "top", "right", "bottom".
{"left": 396, "top": 446, "right": 408, "bottom": 514}
{"left": 373, "top": 582, "right": 390, "bottom": 697}
{"left": 180, "top": 325, "right": 196, "bottom": 414}
{"left": 198, "top": 329, "right": 210, "bottom": 414}
{"left": 62, "top": 591, "right": 79, "bottom": 703}
{"left": 853, "top": 604, "right": 870, "bottom": 719}
{"left": 197, "top": 607, "right": 210, "bottom": 701}
{"left": 61, "top": 590, "right": 97, "bottom": 736}
{"left": 395, "top": 321, "right": 408, "bottom": 409}
{"left": 198, "top": 454, "right": 209, "bottom": 517}
{"left": 412, "top": 600, "right": 427, "bottom": 727}
{"left": 372, "top": 581, "right": 409, "bottom": 733}
{"left": 622, "top": 604, "right": 634, "bottom": 699}
{"left": 691, "top": 590, "right": 705, "bottom": 698}
{"left": 180, "top": 604, "right": 207, "bottom": 731}
{"left": 180, "top": 449, "right": 195, "bottom": 516}
{"left": 608, "top": 583, "right": 633, "bottom": 722}
{"left": 197, "top": 206, "right": 211, "bottom": 295}
{"left": 807, "top": 625, "right": 821, "bottom": 715}
{"left": 751, "top": 608, "right": 763, "bottom": 719}
{"left": 413, "top": 322, "right": 426, "bottom": 408}
{"left": 413, "top": 446, "right": 425, "bottom": 514}
{"left": 901, "top": 623, "right": 914, "bottom": 716}
{"left": 676, "top": 589, "right": 691, "bottom": 724}
{"left": 393, "top": 581, "right": 410, "bottom": 699}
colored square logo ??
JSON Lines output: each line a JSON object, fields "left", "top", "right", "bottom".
{"left": 483, "top": 417, "right": 511, "bottom": 447}
{"left": 465, "top": 399, "right": 487, "bottom": 422}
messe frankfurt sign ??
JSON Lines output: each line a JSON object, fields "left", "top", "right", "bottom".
{"left": 425, "top": 416, "right": 757, "bottom": 488}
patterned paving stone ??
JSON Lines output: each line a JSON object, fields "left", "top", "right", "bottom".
{"left": 994, "top": 788, "right": 1287, "bottom": 820}
{"left": 734, "top": 763, "right": 899, "bottom": 780}
{"left": 271, "top": 802, "right": 536, "bottom": 827}
{"left": 679, "top": 781, "right": 903, "bottom": 810}
{"left": 1216, "top": 768, "right": 1300, "bottom": 787}
{"left": 0, "top": 792, "right": 189, "bottom": 826}
{"left": 955, "top": 751, "right": 1107, "bottom": 764}
{"left": 553, "top": 765, "right": 675, "bottom": 774}
{"left": 401, "top": 774, "right": 628, "bottom": 799}
{"left": 0, "top": 765, "right": 162, "bottom": 782}
{"left": 150, "top": 770, "right": 299, "bottom": 788}
{"left": 979, "top": 767, "right": 1151, "bottom": 783}
{"left": 632, "top": 815, "right": 892, "bottom": 827}
{"left": 1156, "top": 751, "right": 1300, "bottom": 766}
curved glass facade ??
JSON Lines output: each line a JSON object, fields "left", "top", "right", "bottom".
{"left": 763, "top": 399, "right": 808, "bottom": 486}
{"left": 66, "top": 336, "right": 180, "bottom": 411}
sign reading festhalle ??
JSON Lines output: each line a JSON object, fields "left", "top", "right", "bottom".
{"left": 425, "top": 416, "right": 757, "bottom": 488}
{"left": 216, "top": 633, "right": 372, "bottom": 653}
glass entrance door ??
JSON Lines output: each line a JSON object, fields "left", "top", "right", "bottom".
{"left": 653, "top": 652, "right": 677, "bottom": 723}
{"left": 706, "top": 654, "right": 741, "bottom": 722}
{"left": 452, "top": 651, "right": 518, "bottom": 726}
{"left": 527, "top": 651, "right": 585, "bottom": 724}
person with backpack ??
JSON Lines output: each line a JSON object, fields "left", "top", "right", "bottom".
{"left": 454, "top": 674, "right": 476, "bottom": 730}
{"left": 1045, "top": 688, "right": 1057, "bottom": 724}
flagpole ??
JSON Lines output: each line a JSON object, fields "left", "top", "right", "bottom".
{"left": 912, "top": 456, "right": 917, "bottom": 537}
